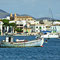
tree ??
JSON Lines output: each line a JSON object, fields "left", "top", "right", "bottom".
{"left": 9, "top": 23, "right": 16, "bottom": 27}
{"left": 2, "top": 19, "right": 16, "bottom": 27}
{"left": 2, "top": 19, "right": 16, "bottom": 34}
{"left": 15, "top": 28, "right": 23, "bottom": 32}
{"left": 2, "top": 19, "right": 9, "bottom": 26}
{"left": 9, "top": 23, "right": 16, "bottom": 33}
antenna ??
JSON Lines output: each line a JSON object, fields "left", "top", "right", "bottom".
{"left": 49, "top": 8, "right": 54, "bottom": 24}
{"left": 49, "top": 8, "right": 53, "bottom": 20}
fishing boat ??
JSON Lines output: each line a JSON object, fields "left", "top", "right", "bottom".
{"left": 0, "top": 35, "right": 44, "bottom": 48}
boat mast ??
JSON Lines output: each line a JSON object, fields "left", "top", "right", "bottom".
{"left": 49, "top": 8, "right": 54, "bottom": 25}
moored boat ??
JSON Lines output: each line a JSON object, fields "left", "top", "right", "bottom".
{"left": 0, "top": 35, "right": 44, "bottom": 48}
{"left": 41, "top": 33, "right": 59, "bottom": 38}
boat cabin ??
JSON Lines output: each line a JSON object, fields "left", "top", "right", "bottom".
{"left": 5, "top": 35, "right": 13, "bottom": 42}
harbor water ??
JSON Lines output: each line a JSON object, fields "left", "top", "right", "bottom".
{"left": 0, "top": 36, "right": 60, "bottom": 60}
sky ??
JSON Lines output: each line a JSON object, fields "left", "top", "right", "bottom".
{"left": 0, "top": 0, "right": 60, "bottom": 19}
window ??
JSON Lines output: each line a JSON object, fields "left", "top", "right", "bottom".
{"left": 36, "top": 30, "right": 38, "bottom": 32}
{"left": 31, "top": 27, "right": 33, "bottom": 28}
{"left": 36, "top": 26, "right": 38, "bottom": 28}
{"left": 40, "top": 27, "right": 42, "bottom": 29}
{"left": 46, "top": 26, "right": 50, "bottom": 28}
{"left": 20, "top": 24, "right": 23, "bottom": 26}
{"left": 16, "top": 24, "right": 19, "bottom": 26}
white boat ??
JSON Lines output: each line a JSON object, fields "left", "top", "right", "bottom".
{"left": 0, "top": 35, "right": 44, "bottom": 48}
{"left": 41, "top": 33, "right": 59, "bottom": 38}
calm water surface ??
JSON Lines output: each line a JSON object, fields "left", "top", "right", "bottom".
{"left": 0, "top": 36, "right": 60, "bottom": 60}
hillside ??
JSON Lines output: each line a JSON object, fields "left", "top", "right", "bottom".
{"left": 0, "top": 9, "right": 60, "bottom": 21}
{"left": 36, "top": 17, "right": 58, "bottom": 21}
{"left": 0, "top": 9, "right": 10, "bottom": 18}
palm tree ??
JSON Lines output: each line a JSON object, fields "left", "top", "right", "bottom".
{"left": 9, "top": 23, "right": 16, "bottom": 33}
{"left": 15, "top": 28, "right": 23, "bottom": 32}
{"left": 2, "top": 19, "right": 16, "bottom": 34}
{"left": 2, "top": 19, "right": 9, "bottom": 34}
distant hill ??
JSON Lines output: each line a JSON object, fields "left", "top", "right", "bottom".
{"left": 36, "top": 17, "right": 58, "bottom": 21}
{"left": 0, "top": 9, "right": 10, "bottom": 18}
{"left": 0, "top": 9, "right": 60, "bottom": 21}
{"left": 0, "top": 9, "right": 35, "bottom": 19}
{"left": 0, "top": 9, "right": 21, "bottom": 19}
{"left": 20, "top": 14, "right": 36, "bottom": 19}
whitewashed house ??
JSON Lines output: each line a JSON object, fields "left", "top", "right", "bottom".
{"left": 50, "top": 25, "right": 60, "bottom": 33}
{"left": 50, "top": 21, "right": 60, "bottom": 33}
{"left": 2, "top": 16, "right": 10, "bottom": 20}
{"left": 30, "top": 24, "right": 47, "bottom": 33}
{"left": 35, "top": 24, "right": 40, "bottom": 33}
{"left": 0, "top": 21, "right": 3, "bottom": 35}
{"left": 28, "top": 20, "right": 39, "bottom": 25}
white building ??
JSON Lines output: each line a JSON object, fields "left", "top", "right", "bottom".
{"left": 53, "top": 21, "right": 60, "bottom": 25}
{"left": 43, "top": 19, "right": 52, "bottom": 25}
{"left": 50, "top": 25, "right": 60, "bottom": 33}
{"left": 0, "top": 21, "right": 3, "bottom": 35}
{"left": 35, "top": 24, "right": 41, "bottom": 33}
{"left": 28, "top": 20, "right": 39, "bottom": 25}
{"left": 6, "top": 16, "right": 10, "bottom": 20}
{"left": 40, "top": 25, "right": 47, "bottom": 31}
{"left": 50, "top": 21, "right": 60, "bottom": 33}
{"left": 16, "top": 20, "right": 26, "bottom": 27}
{"left": 30, "top": 24, "right": 47, "bottom": 33}
{"left": 2, "top": 16, "right": 10, "bottom": 20}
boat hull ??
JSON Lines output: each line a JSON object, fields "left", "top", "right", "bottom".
{"left": 0, "top": 39, "right": 44, "bottom": 48}
{"left": 41, "top": 34, "right": 59, "bottom": 38}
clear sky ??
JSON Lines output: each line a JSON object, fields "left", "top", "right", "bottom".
{"left": 0, "top": 0, "right": 60, "bottom": 19}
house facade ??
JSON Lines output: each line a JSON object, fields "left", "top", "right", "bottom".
{"left": 0, "top": 21, "right": 3, "bottom": 35}
{"left": 50, "top": 21, "right": 60, "bottom": 33}
{"left": 50, "top": 25, "right": 60, "bottom": 33}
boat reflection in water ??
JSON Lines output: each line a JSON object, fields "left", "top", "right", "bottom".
{"left": 0, "top": 35, "right": 44, "bottom": 48}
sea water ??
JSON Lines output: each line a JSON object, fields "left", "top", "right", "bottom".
{"left": 0, "top": 36, "right": 60, "bottom": 60}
